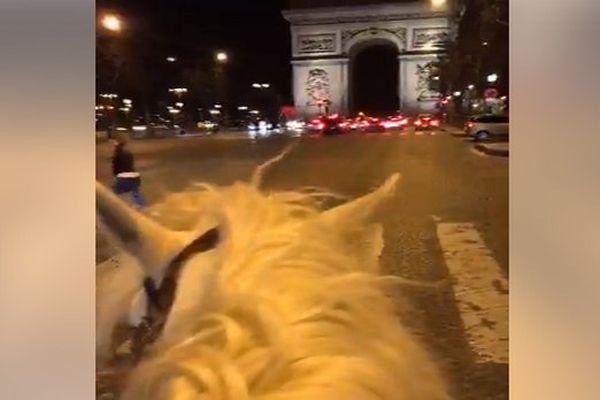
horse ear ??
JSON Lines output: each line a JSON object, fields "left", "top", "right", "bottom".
{"left": 320, "top": 173, "right": 400, "bottom": 227}
{"left": 319, "top": 174, "right": 399, "bottom": 272}
{"left": 96, "top": 181, "right": 184, "bottom": 282}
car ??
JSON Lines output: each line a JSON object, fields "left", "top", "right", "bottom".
{"left": 414, "top": 114, "right": 440, "bottom": 130}
{"left": 248, "top": 119, "right": 280, "bottom": 138}
{"left": 131, "top": 117, "right": 180, "bottom": 138}
{"left": 306, "top": 114, "right": 348, "bottom": 136}
{"left": 197, "top": 120, "right": 220, "bottom": 133}
{"left": 381, "top": 114, "right": 409, "bottom": 130}
{"left": 465, "top": 114, "right": 509, "bottom": 141}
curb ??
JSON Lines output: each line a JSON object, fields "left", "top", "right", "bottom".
{"left": 474, "top": 144, "right": 509, "bottom": 157}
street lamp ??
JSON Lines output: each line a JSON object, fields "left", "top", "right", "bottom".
{"left": 169, "top": 88, "right": 188, "bottom": 96}
{"left": 101, "top": 14, "right": 122, "bottom": 32}
{"left": 487, "top": 73, "right": 499, "bottom": 83}
{"left": 215, "top": 51, "right": 228, "bottom": 63}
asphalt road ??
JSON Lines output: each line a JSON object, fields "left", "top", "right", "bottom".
{"left": 96, "top": 128, "right": 508, "bottom": 400}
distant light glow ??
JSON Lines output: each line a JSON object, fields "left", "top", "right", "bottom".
{"left": 261, "top": 83, "right": 270, "bottom": 88}
{"left": 216, "top": 51, "right": 228, "bottom": 63}
{"left": 250, "top": 110, "right": 260, "bottom": 115}
{"left": 175, "top": 102, "right": 184, "bottom": 108}
{"left": 487, "top": 73, "right": 499, "bottom": 83}
{"left": 238, "top": 106, "right": 248, "bottom": 111}
{"left": 453, "top": 91, "right": 462, "bottom": 97}
{"left": 209, "top": 109, "right": 221, "bottom": 115}
{"left": 169, "top": 109, "right": 180, "bottom": 114}
{"left": 467, "top": 84, "right": 475, "bottom": 90}
{"left": 252, "top": 83, "right": 262, "bottom": 88}
{"left": 166, "top": 57, "right": 177, "bottom": 62}
{"left": 214, "top": 104, "right": 222, "bottom": 109}
{"left": 431, "top": 0, "right": 446, "bottom": 7}
{"left": 101, "top": 14, "right": 122, "bottom": 32}
{"left": 133, "top": 126, "right": 147, "bottom": 132}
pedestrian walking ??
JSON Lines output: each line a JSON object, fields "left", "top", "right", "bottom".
{"left": 110, "top": 132, "right": 146, "bottom": 208}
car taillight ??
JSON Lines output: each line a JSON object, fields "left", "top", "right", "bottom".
{"left": 317, "top": 123, "right": 325, "bottom": 130}
{"left": 431, "top": 120, "right": 440, "bottom": 126}
{"left": 467, "top": 122, "right": 474, "bottom": 128}
{"left": 415, "top": 120, "right": 422, "bottom": 126}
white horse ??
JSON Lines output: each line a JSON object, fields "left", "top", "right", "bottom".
{"left": 96, "top": 147, "right": 451, "bottom": 400}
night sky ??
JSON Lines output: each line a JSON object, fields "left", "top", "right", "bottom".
{"left": 97, "top": 0, "right": 293, "bottom": 105}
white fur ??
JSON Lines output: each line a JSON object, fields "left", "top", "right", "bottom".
{"left": 97, "top": 175, "right": 451, "bottom": 400}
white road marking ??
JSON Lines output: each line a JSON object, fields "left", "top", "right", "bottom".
{"left": 437, "top": 222, "right": 508, "bottom": 364}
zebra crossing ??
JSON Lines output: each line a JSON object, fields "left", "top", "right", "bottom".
{"left": 436, "top": 222, "right": 509, "bottom": 364}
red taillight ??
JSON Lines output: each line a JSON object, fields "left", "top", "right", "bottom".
{"left": 415, "top": 120, "right": 422, "bottom": 126}
{"left": 317, "top": 123, "right": 325, "bottom": 130}
{"left": 431, "top": 120, "right": 440, "bottom": 126}
{"left": 467, "top": 122, "right": 474, "bottom": 128}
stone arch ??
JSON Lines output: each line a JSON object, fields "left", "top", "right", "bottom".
{"left": 347, "top": 38, "right": 400, "bottom": 115}
{"left": 342, "top": 27, "right": 407, "bottom": 56}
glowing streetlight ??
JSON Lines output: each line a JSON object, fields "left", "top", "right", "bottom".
{"left": 214, "top": 104, "right": 223, "bottom": 109}
{"left": 169, "top": 88, "right": 188, "bottom": 98}
{"left": 252, "top": 83, "right": 262, "bottom": 89}
{"left": 432, "top": 76, "right": 440, "bottom": 81}
{"left": 487, "top": 73, "right": 499, "bottom": 83}
{"left": 453, "top": 91, "right": 462, "bottom": 97}
{"left": 101, "top": 14, "right": 122, "bottom": 32}
{"left": 175, "top": 102, "right": 184, "bottom": 108}
{"left": 467, "top": 84, "right": 475, "bottom": 90}
{"left": 166, "top": 56, "right": 177, "bottom": 62}
{"left": 215, "top": 51, "right": 228, "bottom": 63}
{"left": 261, "top": 83, "right": 270, "bottom": 88}
{"left": 238, "top": 106, "right": 248, "bottom": 111}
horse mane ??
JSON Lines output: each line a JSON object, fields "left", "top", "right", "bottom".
{"left": 115, "top": 181, "right": 450, "bottom": 400}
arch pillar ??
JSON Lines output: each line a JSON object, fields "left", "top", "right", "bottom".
{"left": 291, "top": 58, "right": 349, "bottom": 119}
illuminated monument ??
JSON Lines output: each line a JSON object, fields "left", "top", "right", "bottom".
{"left": 283, "top": 1, "right": 452, "bottom": 117}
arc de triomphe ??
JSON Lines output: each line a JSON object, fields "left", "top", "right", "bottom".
{"left": 283, "top": 2, "right": 451, "bottom": 118}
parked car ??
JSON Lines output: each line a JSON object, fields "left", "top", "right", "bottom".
{"left": 414, "top": 114, "right": 440, "bottom": 130}
{"left": 465, "top": 114, "right": 509, "bottom": 141}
